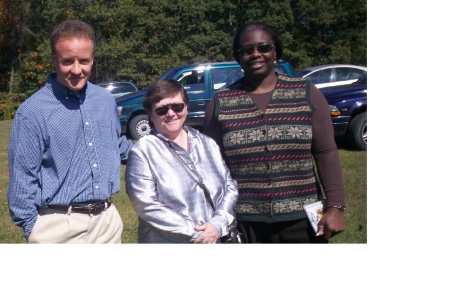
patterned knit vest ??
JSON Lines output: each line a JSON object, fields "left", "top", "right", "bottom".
{"left": 214, "top": 74, "right": 321, "bottom": 223}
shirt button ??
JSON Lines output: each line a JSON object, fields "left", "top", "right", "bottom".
{"left": 95, "top": 186, "right": 99, "bottom": 189}
{"left": 93, "top": 164, "right": 97, "bottom": 168}
{"left": 261, "top": 129, "right": 266, "bottom": 135}
{"left": 264, "top": 146, "right": 269, "bottom": 152}
{"left": 267, "top": 179, "right": 271, "bottom": 186}
{"left": 88, "top": 143, "right": 93, "bottom": 146}
{"left": 266, "top": 163, "right": 270, "bottom": 169}
{"left": 85, "top": 122, "right": 89, "bottom": 125}
{"left": 65, "top": 97, "right": 69, "bottom": 100}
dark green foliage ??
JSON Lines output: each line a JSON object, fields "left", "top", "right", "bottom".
{"left": 0, "top": 0, "right": 366, "bottom": 95}
{"left": 2, "top": 105, "right": 10, "bottom": 120}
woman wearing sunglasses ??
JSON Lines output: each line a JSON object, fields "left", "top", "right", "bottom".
{"left": 125, "top": 79, "right": 238, "bottom": 243}
{"left": 203, "top": 22, "right": 346, "bottom": 243}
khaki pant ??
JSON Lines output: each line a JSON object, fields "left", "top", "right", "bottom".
{"left": 28, "top": 204, "right": 123, "bottom": 244}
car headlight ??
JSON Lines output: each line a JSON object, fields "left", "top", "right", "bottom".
{"left": 117, "top": 106, "right": 122, "bottom": 116}
{"left": 329, "top": 105, "right": 341, "bottom": 116}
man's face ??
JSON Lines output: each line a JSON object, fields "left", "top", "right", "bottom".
{"left": 51, "top": 37, "right": 94, "bottom": 93}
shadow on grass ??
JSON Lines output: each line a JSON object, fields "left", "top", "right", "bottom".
{"left": 335, "top": 137, "right": 359, "bottom": 151}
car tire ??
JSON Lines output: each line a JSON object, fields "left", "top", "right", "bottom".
{"left": 346, "top": 112, "right": 367, "bottom": 151}
{"left": 129, "top": 114, "right": 151, "bottom": 140}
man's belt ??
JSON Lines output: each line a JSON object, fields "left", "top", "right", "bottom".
{"left": 46, "top": 198, "right": 112, "bottom": 216}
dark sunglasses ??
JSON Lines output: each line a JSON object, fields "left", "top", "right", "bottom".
{"left": 239, "top": 44, "right": 274, "bottom": 56}
{"left": 154, "top": 103, "right": 185, "bottom": 116}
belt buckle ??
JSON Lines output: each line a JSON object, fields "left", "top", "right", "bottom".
{"left": 87, "top": 203, "right": 96, "bottom": 215}
{"left": 88, "top": 202, "right": 106, "bottom": 215}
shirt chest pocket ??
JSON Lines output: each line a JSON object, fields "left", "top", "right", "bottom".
{"left": 96, "top": 120, "right": 115, "bottom": 148}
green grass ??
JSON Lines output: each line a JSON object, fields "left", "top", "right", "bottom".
{"left": 0, "top": 120, "right": 366, "bottom": 243}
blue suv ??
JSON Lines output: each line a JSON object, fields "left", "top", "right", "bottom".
{"left": 115, "top": 60, "right": 295, "bottom": 140}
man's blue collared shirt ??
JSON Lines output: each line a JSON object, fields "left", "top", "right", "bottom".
{"left": 7, "top": 73, "right": 134, "bottom": 238}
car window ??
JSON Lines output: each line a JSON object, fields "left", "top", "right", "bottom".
{"left": 357, "top": 73, "right": 367, "bottom": 84}
{"left": 335, "top": 68, "right": 366, "bottom": 81}
{"left": 118, "top": 83, "right": 137, "bottom": 93}
{"left": 306, "top": 69, "right": 332, "bottom": 84}
{"left": 211, "top": 68, "right": 244, "bottom": 91}
{"left": 176, "top": 70, "right": 205, "bottom": 92}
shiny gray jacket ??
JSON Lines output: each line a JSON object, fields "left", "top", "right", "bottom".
{"left": 125, "top": 126, "right": 238, "bottom": 243}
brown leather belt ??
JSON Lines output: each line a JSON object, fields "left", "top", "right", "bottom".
{"left": 47, "top": 198, "right": 112, "bottom": 216}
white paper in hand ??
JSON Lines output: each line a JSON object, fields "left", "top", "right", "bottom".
{"left": 303, "top": 201, "right": 324, "bottom": 233}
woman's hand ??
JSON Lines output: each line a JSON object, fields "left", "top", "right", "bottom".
{"left": 316, "top": 208, "right": 346, "bottom": 240}
{"left": 193, "top": 223, "right": 220, "bottom": 244}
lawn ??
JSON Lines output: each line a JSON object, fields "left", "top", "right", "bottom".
{"left": 0, "top": 119, "right": 367, "bottom": 243}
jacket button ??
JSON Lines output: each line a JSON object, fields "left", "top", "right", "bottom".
{"left": 261, "top": 129, "right": 266, "bottom": 135}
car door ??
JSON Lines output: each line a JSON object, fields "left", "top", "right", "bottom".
{"left": 172, "top": 68, "right": 209, "bottom": 118}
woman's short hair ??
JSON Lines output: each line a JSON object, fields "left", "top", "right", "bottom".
{"left": 232, "top": 21, "right": 283, "bottom": 64}
{"left": 50, "top": 19, "right": 96, "bottom": 54}
{"left": 142, "top": 79, "right": 189, "bottom": 115}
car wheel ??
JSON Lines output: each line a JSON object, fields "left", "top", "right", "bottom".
{"left": 346, "top": 112, "right": 367, "bottom": 151}
{"left": 129, "top": 114, "right": 151, "bottom": 140}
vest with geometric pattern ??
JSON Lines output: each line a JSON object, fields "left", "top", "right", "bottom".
{"left": 214, "top": 74, "right": 321, "bottom": 223}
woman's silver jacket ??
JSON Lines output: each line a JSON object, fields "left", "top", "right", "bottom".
{"left": 125, "top": 126, "right": 239, "bottom": 243}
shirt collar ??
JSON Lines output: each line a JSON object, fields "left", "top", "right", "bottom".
{"left": 47, "top": 72, "right": 88, "bottom": 99}
{"left": 150, "top": 123, "right": 198, "bottom": 143}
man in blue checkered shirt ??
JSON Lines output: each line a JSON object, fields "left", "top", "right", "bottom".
{"left": 7, "top": 19, "right": 134, "bottom": 243}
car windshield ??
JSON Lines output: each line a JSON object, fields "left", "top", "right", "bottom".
{"left": 158, "top": 67, "right": 183, "bottom": 81}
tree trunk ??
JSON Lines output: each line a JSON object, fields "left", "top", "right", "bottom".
{"left": 9, "top": 63, "right": 14, "bottom": 94}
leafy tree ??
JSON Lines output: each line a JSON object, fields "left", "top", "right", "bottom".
{"left": 0, "top": 0, "right": 367, "bottom": 95}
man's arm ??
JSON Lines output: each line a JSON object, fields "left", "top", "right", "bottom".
{"left": 112, "top": 104, "right": 134, "bottom": 164}
{"left": 7, "top": 113, "right": 42, "bottom": 239}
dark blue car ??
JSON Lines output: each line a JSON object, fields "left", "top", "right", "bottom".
{"left": 320, "top": 73, "right": 367, "bottom": 150}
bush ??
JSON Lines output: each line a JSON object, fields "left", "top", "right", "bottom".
{"left": 0, "top": 92, "right": 26, "bottom": 120}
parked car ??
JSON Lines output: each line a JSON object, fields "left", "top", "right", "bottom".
{"left": 115, "top": 60, "right": 296, "bottom": 140}
{"left": 320, "top": 73, "right": 367, "bottom": 150}
{"left": 97, "top": 81, "right": 138, "bottom": 98}
{"left": 295, "top": 64, "right": 367, "bottom": 89}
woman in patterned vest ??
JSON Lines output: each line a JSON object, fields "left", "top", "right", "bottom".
{"left": 203, "top": 22, "right": 346, "bottom": 243}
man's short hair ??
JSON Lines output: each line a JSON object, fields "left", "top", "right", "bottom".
{"left": 50, "top": 19, "right": 95, "bottom": 54}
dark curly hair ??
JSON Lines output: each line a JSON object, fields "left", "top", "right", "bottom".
{"left": 232, "top": 22, "right": 283, "bottom": 64}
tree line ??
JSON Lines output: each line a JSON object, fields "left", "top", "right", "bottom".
{"left": 0, "top": 0, "right": 366, "bottom": 97}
